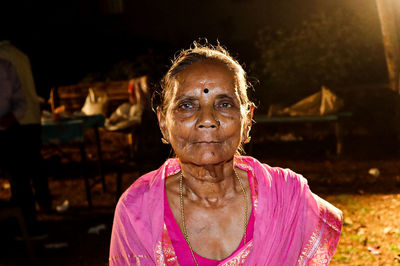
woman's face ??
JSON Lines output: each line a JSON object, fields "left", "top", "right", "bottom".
{"left": 158, "top": 61, "right": 250, "bottom": 166}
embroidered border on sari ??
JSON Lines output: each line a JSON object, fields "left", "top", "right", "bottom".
{"left": 160, "top": 223, "right": 179, "bottom": 265}
{"left": 159, "top": 227, "right": 254, "bottom": 266}
{"left": 219, "top": 241, "right": 254, "bottom": 266}
{"left": 156, "top": 161, "right": 184, "bottom": 266}
{"left": 234, "top": 158, "right": 259, "bottom": 211}
{"left": 155, "top": 240, "right": 165, "bottom": 265}
{"left": 297, "top": 205, "right": 342, "bottom": 266}
{"left": 109, "top": 253, "right": 151, "bottom": 265}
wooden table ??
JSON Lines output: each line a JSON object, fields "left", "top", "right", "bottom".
{"left": 250, "top": 112, "right": 352, "bottom": 155}
{"left": 41, "top": 114, "right": 105, "bottom": 207}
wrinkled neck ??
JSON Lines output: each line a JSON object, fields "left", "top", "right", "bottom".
{"left": 179, "top": 159, "right": 239, "bottom": 205}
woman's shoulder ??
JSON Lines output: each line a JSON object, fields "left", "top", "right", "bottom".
{"left": 236, "top": 155, "right": 308, "bottom": 187}
{"left": 239, "top": 156, "right": 343, "bottom": 222}
{"left": 268, "top": 165, "right": 309, "bottom": 187}
{"left": 110, "top": 165, "right": 169, "bottom": 265}
{"left": 117, "top": 158, "right": 180, "bottom": 207}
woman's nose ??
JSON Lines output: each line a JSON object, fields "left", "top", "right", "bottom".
{"left": 197, "top": 108, "right": 220, "bottom": 129}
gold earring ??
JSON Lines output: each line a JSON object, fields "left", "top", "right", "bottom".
{"left": 161, "top": 137, "right": 170, "bottom": 144}
{"left": 243, "top": 136, "right": 251, "bottom": 144}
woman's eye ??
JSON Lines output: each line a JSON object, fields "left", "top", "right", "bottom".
{"left": 178, "top": 102, "right": 194, "bottom": 110}
{"left": 220, "top": 102, "right": 232, "bottom": 108}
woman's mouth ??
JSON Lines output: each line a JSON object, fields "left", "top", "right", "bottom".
{"left": 193, "top": 141, "right": 221, "bottom": 144}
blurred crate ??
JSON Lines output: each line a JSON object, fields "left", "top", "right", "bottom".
{"left": 50, "top": 76, "right": 148, "bottom": 116}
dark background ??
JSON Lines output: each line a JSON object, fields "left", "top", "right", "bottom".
{"left": 1, "top": 0, "right": 396, "bottom": 147}
{"left": 0, "top": 0, "right": 387, "bottom": 99}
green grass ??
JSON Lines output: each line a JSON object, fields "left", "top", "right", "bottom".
{"left": 333, "top": 253, "right": 351, "bottom": 263}
{"left": 359, "top": 207, "right": 371, "bottom": 216}
{"left": 350, "top": 233, "right": 365, "bottom": 243}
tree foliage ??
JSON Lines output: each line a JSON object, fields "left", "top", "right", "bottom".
{"left": 254, "top": 10, "right": 387, "bottom": 104}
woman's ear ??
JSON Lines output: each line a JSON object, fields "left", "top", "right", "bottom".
{"left": 242, "top": 104, "right": 255, "bottom": 140}
{"left": 157, "top": 106, "right": 169, "bottom": 142}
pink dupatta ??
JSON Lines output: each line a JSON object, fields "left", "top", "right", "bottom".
{"left": 109, "top": 156, "right": 342, "bottom": 265}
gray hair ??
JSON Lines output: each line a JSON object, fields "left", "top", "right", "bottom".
{"left": 159, "top": 42, "right": 254, "bottom": 115}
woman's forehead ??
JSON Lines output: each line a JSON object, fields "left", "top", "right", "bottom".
{"left": 173, "top": 61, "right": 237, "bottom": 96}
{"left": 177, "top": 61, "right": 234, "bottom": 81}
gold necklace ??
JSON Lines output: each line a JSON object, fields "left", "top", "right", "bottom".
{"left": 179, "top": 169, "right": 248, "bottom": 266}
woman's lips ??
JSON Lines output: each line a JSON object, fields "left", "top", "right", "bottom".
{"left": 193, "top": 141, "right": 221, "bottom": 144}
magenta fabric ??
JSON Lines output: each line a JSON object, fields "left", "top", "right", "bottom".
{"left": 109, "top": 156, "right": 343, "bottom": 265}
{"left": 163, "top": 176, "right": 255, "bottom": 265}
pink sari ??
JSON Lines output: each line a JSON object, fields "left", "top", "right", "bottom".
{"left": 109, "top": 156, "right": 342, "bottom": 265}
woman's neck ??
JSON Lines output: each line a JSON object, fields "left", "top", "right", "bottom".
{"left": 179, "top": 159, "right": 238, "bottom": 206}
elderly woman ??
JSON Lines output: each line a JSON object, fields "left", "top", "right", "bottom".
{"left": 109, "top": 43, "right": 342, "bottom": 265}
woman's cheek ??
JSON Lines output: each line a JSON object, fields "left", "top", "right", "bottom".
{"left": 222, "top": 117, "right": 242, "bottom": 131}
{"left": 168, "top": 118, "right": 195, "bottom": 143}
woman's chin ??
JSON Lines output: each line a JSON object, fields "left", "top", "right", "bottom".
{"left": 180, "top": 152, "right": 234, "bottom": 166}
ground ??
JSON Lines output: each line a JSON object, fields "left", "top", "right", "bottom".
{"left": 328, "top": 193, "right": 400, "bottom": 265}
{"left": 0, "top": 135, "right": 399, "bottom": 265}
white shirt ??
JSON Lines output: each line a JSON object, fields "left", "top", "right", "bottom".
{"left": 0, "top": 41, "right": 40, "bottom": 125}
{"left": 0, "top": 58, "right": 26, "bottom": 130}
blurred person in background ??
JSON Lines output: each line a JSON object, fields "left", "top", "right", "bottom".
{"left": 0, "top": 38, "right": 52, "bottom": 211}
{"left": 0, "top": 57, "right": 41, "bottom": 237}
{"left": 0, "top": 32, "right": 51, "bottom": 238}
